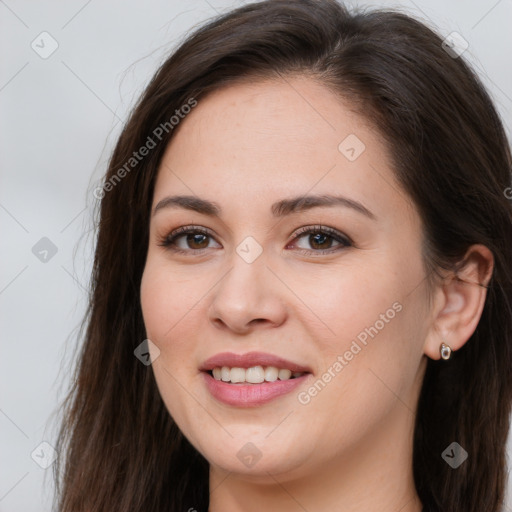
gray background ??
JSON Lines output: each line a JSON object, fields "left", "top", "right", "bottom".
{"left": 1, "top": 0, "right": 511, "bottom": 510}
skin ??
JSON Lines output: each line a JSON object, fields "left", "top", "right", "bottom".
{"left": 140, "top": 76, "right": 493, "bottom": 512}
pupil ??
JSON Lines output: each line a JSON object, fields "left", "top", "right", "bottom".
{"left": 310, "top": 233, "right": 330, "bottom": 249}
{"left": 188, "top": 233, "right": 208, "bottom": 249}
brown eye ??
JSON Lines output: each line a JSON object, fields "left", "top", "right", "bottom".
{"left": 307, "top": 232, "right": 334, "bottom": 250}
{"left": 185, "top": 233, "right": 210, "bottom": 249}
{"left": 158, "top": 226, "right": 220, "bottom": 254}
{"left": 289, "top": 225, "right": 352, "bottom": 255}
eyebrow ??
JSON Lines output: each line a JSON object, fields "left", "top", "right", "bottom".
{"left": 152, "top": 194, "right": 376, "bottom": 220}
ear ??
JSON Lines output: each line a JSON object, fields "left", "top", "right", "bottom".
{"left": 423, "top": 244, "right": 494, "bottom": 360}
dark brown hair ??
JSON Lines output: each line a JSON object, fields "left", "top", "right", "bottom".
{"left": 52, "top": 1, "right": 512, "bottom": 511}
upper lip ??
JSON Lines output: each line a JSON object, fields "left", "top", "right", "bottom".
{"left": 200, "top": 351, "right": 312, "bottom": 373}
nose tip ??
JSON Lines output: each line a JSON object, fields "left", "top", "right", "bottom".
{"left": 207, "top": 257, "right": 288, "bottom": 334}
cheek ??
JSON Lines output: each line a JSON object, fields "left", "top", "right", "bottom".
{"left": 299, "top": 252, "right": 427, "bottom": 400}
{"left": 140, "top": 257, "right": 213, "bottom": 374}
{"left": 139, "top": 261, "right": 201, "bottom": 398}
{"left": 140, "top": 262, "right": 203, "bottom": 424}
{"left": 140, "top": 266, "right": 167, "bottom": 342}
{"left": 140, "top": 259, "right": 200, "bottom": 343}
{"left": 296, "top": 293, "right": 425, "bottom": 455}
{"left": 295, "top": 262, "right": 402, "bottom": 352}
{"left": 315, "top": 242, "right": 426, "bottom": 349}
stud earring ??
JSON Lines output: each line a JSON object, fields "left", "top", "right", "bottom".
{"left": 440, "top": 342, "right": 452, "bottom": 360}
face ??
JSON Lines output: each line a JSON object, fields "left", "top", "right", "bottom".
{"left": 140, "top": 76, "right": 431, "bottom": 481}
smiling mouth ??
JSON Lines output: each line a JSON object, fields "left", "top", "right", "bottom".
{"left": 205, "top": 366, "right": 308, "bottom": 384}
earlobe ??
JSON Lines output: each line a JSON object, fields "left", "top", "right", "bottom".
{"left": 423, "top": 244, "right": 494, "bottom": 360}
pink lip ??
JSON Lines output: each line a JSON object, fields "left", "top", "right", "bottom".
{"left": 202, "top": 372, "right": 310, "bottom": 407}
{"left": 199, "top": 351, "right": 312, "bottom": 373}
{"left": 199, "top": 351, "right": 312, "bottom": 407}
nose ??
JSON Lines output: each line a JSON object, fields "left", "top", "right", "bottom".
{"left": 207, "top": 250, "right": 288, "bottom": 334}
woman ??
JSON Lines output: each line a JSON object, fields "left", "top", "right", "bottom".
{"left": 53, "top": 1, "right": 512, "bottom": 511}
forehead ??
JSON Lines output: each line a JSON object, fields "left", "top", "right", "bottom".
{"left": 153, "top": 76, "right": 412, "bottom": 223}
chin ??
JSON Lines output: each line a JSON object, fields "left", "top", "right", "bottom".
{"left": 190, "top": 429, "right": 314, "bottom": 479}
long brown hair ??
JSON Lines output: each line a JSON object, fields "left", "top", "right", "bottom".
{"left": 52, "top": 1, "right": 512, "bottom": 511}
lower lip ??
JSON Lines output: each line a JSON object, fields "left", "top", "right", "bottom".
{"left": 202, "top": 371, "right": 309, "bottom": 407}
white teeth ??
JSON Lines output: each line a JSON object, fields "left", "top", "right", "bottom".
{"left": 278, "top": 369, "right": 292, "bottom": 380}
{"left": 221, "top": 366, "right": 231, "bottom": 382}
{"left": 210, "top": 365, "right": 305, "bottom": 383}
{"left": 264, "top": 366, "right": 279, "bottom": 382}
{"left": 246, "top": 366, "right": 265, "bottom": 383}
{"left": 230, "top": 367, "right": 245, "bottom": 383}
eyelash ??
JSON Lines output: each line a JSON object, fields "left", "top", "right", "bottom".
{"left": 157, "top": 224, "right": 352, "bottom": 257}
